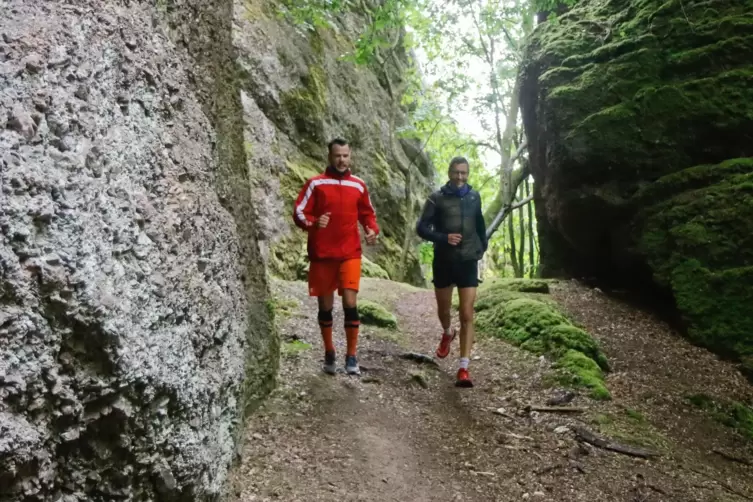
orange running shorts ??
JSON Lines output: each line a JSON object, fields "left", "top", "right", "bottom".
{"left": 308, "top": 258, "right": 362, "bottom": 297}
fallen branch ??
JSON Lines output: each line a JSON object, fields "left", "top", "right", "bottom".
{"left": 572, "top": 425, "right": 660, "bottom": 459}
{"left": 535, "top": 463, "right": 565, "bottom": 475}
{"left": 399, "top": 352, "right": 439, "bottom": 368}
{"left": 646, "top": 484, "right": 668, "bottom": 495}
{"left": 687, "top": 465, "right": 753, "bottom": 501}
{"left": 485, "top": 194, "right": 534, "bottom": 239}
{"left": 491, "top": 407, "right": 516, "bottom": 420}
{"left": 526, "top": 405, "right": 585, "bottom": 413}
{"left": 712, "top": 448, "right": 752, "bottom": 466}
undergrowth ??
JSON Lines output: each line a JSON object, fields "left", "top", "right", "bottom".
{"left": 686, "top": 393, "right": 753, "bottom": 440}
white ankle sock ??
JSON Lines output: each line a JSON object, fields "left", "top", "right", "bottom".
{"left": 459, "top": 358, "right": 469, "bottom": 370}
{"left": 444, "top": 327, "right": 454, "bottom": 336}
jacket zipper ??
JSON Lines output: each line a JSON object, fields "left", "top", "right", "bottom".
{"left": 340, "top": 179, "right": 344, "bottom": 257}
{"left": 460, "top": 195, "right": 464, "bottom": 258}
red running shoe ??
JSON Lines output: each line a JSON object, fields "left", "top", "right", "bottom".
{"left": 455, "top": 368, "right": 473, "bottom": 388}
{"left": 435, "top": 329, "right": 456, "bottom": 359}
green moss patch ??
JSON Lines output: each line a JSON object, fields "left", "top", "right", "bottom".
{"left": 488, "top": 278, "right": 551, "bottom": 293}
{"left": 467, "top": 278, "right": 553, "bottom": 313}
{"left": 476, "top": 282, "right": 610, "bottom": 400}
{"left": 636, "top": 159, "right": 753, "bottom": 373}
{"left": 267, "top": 295, "right": 299, "bottom": 320}
{"left": 281, "top": 340, "right": 312, "bottom": 359}
{"left": 362, "top": 256, "right": 390, "bottom": 279}
{"left": 280, "top": 64, "right": 328, "bottom": 139}
{"left": 358, "top": 300, "right": 398, "bottom": 329}
{"left": 686, "top": 393, "right": 753, "bottom": 441}
{"left": 587, "top": 410, "right": 668, "bottom": 451}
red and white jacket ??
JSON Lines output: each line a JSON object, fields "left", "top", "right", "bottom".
{"left": 293, "top": 166, "right": 380, "bottom": 261}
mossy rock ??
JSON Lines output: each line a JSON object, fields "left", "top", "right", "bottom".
{"left": 460, "top": 279, "right": 553, "bottom": 313}
{"left": 358, "top": 300, "right": 397, "bottom": 329}
{"left": 475, "top": 287, "right": 610, "bottom": 400}
{"left": 484, "top": 278, "right": 551, "bottom": 294}
{"left": 636, "top": 158, "right": 753, "bottom": 373}
{"left": 362, "top": 256, "right": 390, "bottom": 279}
{"left": 520, "top": 0, "right": 753, "bottom": 379}
{"left": 553, "top": 350, "right": 610, "bottom": 401}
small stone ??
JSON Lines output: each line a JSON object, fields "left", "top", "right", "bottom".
{"left": 554, "top": 426, "right": 570, "bottom": 434}
{"left": 8, "top": 105, "right": 36, "bottom": 138}
{"left": 74, "top": 85, "right": 89, "bottom": 101}
{"left": 252, "top": 433, "right": 263, "bottom": 440}
{"left": 23, "top": 53, "right": 44, "bottom": 73}
{"left": 533, "top": 492, "right": 546, "bottom": 498}
{"left": 137, "top": 233, "right": 153, "bottom": 247}
{"left": 155, "top": 465, "right": 177, "bottom": 493}
{"left": 76, "top": 62, "right": 92, "bottom": 80}
{"left": 61, "top": 429, "right": 80, "bottom": 442}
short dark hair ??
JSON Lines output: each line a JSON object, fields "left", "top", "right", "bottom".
{"left": 449, "top": 156, "right": 469, "bottom": 170}
{"left": 328, "top": 138, "right": 349, "bottom": 152}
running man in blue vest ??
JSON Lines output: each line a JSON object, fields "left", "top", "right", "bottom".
{"left": 416, "top": 157, "right": 487, "bottom": 387}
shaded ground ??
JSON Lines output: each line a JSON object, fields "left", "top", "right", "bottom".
{"left": 227, "top": 278, "right": 753, "bottom": 501}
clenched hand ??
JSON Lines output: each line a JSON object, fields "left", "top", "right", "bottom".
{"left": 365, "top": 228, "right": 377, "bottom": 245}
{"left": 317, "top": 212, "right": 331, "bottom": 228}
{"left": 447, "top": 233, "right": 462, "bottom": 246}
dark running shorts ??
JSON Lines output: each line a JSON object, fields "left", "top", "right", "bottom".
{"left": 432, "top": 259, "right": 479, "bottom": 289}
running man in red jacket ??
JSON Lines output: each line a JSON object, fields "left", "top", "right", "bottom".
{"left": 293, "top": 138, "right": 379, "bottom": 376}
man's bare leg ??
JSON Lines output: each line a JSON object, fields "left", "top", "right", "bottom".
{"left": 435, "top": 286, "right": 453, "bottom": 331}
{"left": 456, "top": 287, "right": 477, "bottom": 386}
{"left": 457, "top": 287, "right": 477, "bottom": 359}
{"left": 434, "top": 286, "right": 456, "bottom": 358}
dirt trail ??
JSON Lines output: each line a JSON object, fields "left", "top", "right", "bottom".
{"left": 227, "top": 278, "right": 753, "bottom": 502}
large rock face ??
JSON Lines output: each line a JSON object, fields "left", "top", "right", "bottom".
{"left": 234, "top": 0, "right": 435, "bottom": 286}
{"left": 0, "top": 1, "right": 277, "bottom": 499}
{"left": 521, "top": 0, "right": 753, "bottom": 375}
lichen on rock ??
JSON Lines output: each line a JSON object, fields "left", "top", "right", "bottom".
{"left": 0, "top": 0, "right": 277, "bottom": 499}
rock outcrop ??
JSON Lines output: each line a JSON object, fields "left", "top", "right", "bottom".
{"left": 235, "top": 0, "right": 435, "bottom": 286}
{"left": 521, "top": 0, "right": 753, "bottom": 376}
{"left": 0, "top": 1, "right": 277, "bottom": 499}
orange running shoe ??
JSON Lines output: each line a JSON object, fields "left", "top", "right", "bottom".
{"left": 455, "top": 368, "right": 473, "bottom": 387}
{"left": 435, "top": 329, "right": 456, "bottom": 359}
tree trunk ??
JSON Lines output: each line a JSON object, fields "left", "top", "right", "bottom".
{"left": 508, "top": 210, "right": 520, "bottom": 277}
{"left": 483, "top": 74, "right": 523, "bottom": 224}
{"left": 518, "top": 185, "right": 525, "bottom": 278}
{"left": 525, "top": 179, "right": 535, "bottom": 277}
